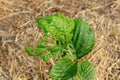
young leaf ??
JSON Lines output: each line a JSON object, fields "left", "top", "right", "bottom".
{"left": 72, "top": 18, "right": 95, "bottom": 59}
{"left": 26, "top": 14, "right": 75, "bottom": 61}
{"left": 25, "top": 43, "right": 62, "bottom": 61}
{"left": 36, "top": 13, "right": 74, "bottom": 43}
{"left": 50, "top": 56, "right": 77, "bottom": 80}
{"left": 77, "top": 61, "right": 95, "bottom": 80}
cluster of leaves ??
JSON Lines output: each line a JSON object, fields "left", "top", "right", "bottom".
{"left": 25, "top": 13, "right": 95, "bottom": 80}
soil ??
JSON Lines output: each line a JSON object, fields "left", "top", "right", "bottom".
{"left": 0, "top": 0, "right": 120, "bottom": 80}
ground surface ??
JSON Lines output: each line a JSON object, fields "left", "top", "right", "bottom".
{"left": 0, "top": 0, "right": 120, "bottom": 80}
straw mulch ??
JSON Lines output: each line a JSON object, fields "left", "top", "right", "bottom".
{"left": 0, "top": 0, "right": 120, "bottom": 80}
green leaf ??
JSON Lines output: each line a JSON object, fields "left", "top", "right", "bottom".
{"left": 36, "top": 13, "right": 74, "bottom": 43}
{"left": 41, "top": 46, "right": 62, "bottom": 61}
{"left": 72, "top": 18, "right": 95, "bottom": 59}
{"left": 77, "top": 61, "right": 95, "bottom": 80}
{"left": 50, "top": 56, "right": 77, "bottom": 80}
{"left": 25, "top": 43, "right": 62, "bottom": 61}
{"left": 67, "top": 77, "right": 74, "bottom": 80}
{"left": 36, "top": 13, "right": 74, "bottom": 34}
{"left": 25, "top": 46, "right": 46, "bottom": 56}
{"left": 25, "top": 13, "right": 75, "bottom": 61}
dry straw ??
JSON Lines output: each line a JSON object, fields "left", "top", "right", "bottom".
{"left": 0, "top": 0, "right": 120, "bottom": 80}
